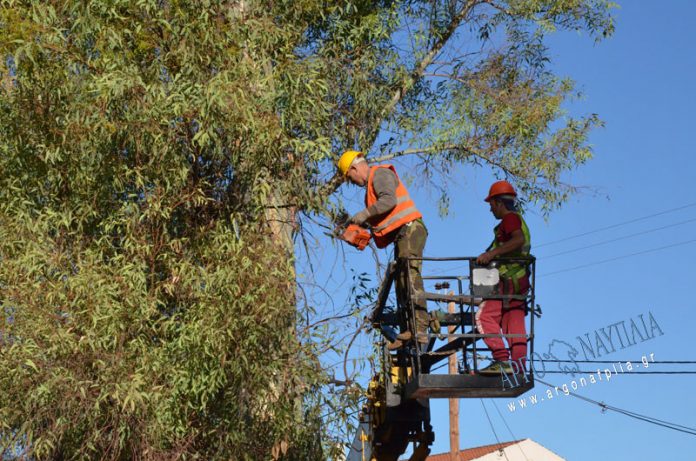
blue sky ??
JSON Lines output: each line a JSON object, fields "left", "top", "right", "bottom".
{"left": 305, "top": 2, "right": 696, "bottom": 459}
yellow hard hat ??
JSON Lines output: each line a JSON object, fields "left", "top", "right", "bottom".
{"left": 337, "top": 150, "right": 363, "bottom": 176}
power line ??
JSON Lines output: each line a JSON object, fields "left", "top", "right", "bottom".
{"left": 428, "top": 360, "right": 696, "bottom": 374}
{"left": 535, "top": 377, "right": 696, "bottom": 436}
{"left": 534, "top": 359, "right": 696, "bottom": 364}
{"left": 536, "top": 201, "right": 696, "bottom": 248}
{"left": 539, "top": 370, "right": 696, "bottom": 375}
{"left": 480, "top": 399, "right": 511, "bottom": 461}
{"left": 421, "top": 367, "right": 696, "bottom": 376}
{"left": 492, "top": 401, "right": 530, "bottom": 461}
{"left": 430, "top": 361, "right": 449, "bottom": 373}
{"left": 540, "top": 237, "right": 696, "bottom": 277}
{"left": 425, "top": 202, "right": 696, "bottom": 278}
{"left": 539, "top": 217, "right": 696, "bottom": 259}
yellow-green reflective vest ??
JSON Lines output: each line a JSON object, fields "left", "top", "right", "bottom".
{"left": 489, "top": 213, "right": 531, "bottom": 293}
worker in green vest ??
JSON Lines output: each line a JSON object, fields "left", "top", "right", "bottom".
{"left": 475, "top": 180, "right": 531, "bottom": 375}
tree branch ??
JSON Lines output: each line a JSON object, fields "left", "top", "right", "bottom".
{"left": 342, "top": 317, "right": 369, "bottom": 385}
{"left": 364, "top": 0, "right": 482, "bottom": 149}
{"left": 314, "top": 1, "right": 483, "bottom": 206}
{"left": 481, "top": 0, "right": 512, "bottom": 16}
{"left": 370, "top": 143, "right": 516, "bottom": 177}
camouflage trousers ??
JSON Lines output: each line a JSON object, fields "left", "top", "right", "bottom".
{"left": 394, "top": 219, "right": 429, "bottom": 343}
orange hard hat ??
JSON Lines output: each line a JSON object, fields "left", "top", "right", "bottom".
{"left": 485, "top": 180, "right": 517, "bottom": 202}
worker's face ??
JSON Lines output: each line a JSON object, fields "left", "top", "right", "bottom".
{"left": 489, "top": 198, "right": 505, "bottom": 219}
{"left": 346, "top": 161, "right": 368, "bottom": 186}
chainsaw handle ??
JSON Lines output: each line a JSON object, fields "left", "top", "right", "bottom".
{"left": 341, "top": 224, "right": 372, "bottom": 251}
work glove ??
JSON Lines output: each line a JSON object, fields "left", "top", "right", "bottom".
{"left": 430, "top": 311, "right": 445, "bottom": 340}
{"left": 349, "top": 209, "right": 370, "bottom": 226}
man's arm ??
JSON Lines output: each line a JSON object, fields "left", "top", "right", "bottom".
{"left": 476, "top": 229, "right": 525, "bottom": 265}
{"left": 350, "top": 169, "right": 398, "bottom": 224}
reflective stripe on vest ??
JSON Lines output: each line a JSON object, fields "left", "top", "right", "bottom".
{"left": 365, "top": 165, "right": 422, "bottom": 247}
{"left": 490, "top": 213, "right": 531, "bottom": 293}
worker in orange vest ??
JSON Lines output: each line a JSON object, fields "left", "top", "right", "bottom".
{"left": 475, "top": 180, "right": 531, "bottom": 375}
{"left": 338, "top": 150, "right": 429, "bottom": 350}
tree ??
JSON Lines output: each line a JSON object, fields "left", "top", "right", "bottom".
{"left": 0, "top": 0, "right": 614, "bottom": 459}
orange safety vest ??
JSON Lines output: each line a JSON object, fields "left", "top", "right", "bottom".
{"left": 365, "top": 165, "right": 422, "bottom": 248}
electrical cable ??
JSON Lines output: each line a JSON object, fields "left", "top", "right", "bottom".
{"left": 535, "top": 378, "right": 696, "bottom": 436}
{"left": 408, "top": 359, "right": 696, "bottom": 374}
{"left": 538, "top": 217, "right": 696, "bottom": 259}
{"left": 425, "top": 202, "right": 696, "bottom": 278}
{"left": 533, "top": 360, "right": 696, "bottom": 364}
{"left": 492, "top": 401, "right": 530, "bottom": 461}
{"left": 480, "top": 399, "right": 511, "bottom": 461}
{"left": 429, "top": 361, "right": 449, "bottom": 372}
{"left": 420, "top": 360, "right": 696, "bottom": 376}
{"left": 540, "top": 237, "right": 696, "bottom": 277}
{"left": 432, "top": 233, "right": 696, "bottom": 279}
{"left": 537, "top": 370, "right": 696, "bottom": 374}
{"left": 535, "top": 201, "right": 696, "bottom": 248}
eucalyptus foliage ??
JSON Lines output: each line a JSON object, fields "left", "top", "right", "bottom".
{"left": 0, "top": 0, "right": 614, "bottom": 459}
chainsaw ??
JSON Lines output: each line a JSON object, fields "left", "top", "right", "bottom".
{"left": 333, "top": 211, "right": 372, "bottom": 251}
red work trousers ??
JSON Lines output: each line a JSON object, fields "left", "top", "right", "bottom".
{"left": 475, "top": 301, "right": 527, "bottom": 368}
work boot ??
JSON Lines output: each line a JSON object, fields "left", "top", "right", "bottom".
{"left": 479, "top": 361, "right": 514, "bottom": 375}
{"left": 387, "top": 331, "right": 413, "bottom": 350}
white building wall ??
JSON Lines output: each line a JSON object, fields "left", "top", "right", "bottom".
{"left": 473, "top": 439, "right": 566, "bottom": 461}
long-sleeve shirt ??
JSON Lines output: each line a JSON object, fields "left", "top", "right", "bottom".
{"left": 362, "top": 167, "right": 398, "bottom": 218}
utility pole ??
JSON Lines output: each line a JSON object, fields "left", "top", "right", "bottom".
{"left": 447, "top": 288, "right": 461, "bottom": 461}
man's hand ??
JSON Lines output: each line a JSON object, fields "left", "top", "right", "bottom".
{"left": 349, "top": 209, "right": 370, "bottom": 226}
{"left": 476, "top": 251, "right": 495, "bottom": 266}
{"left": 477, "top": 229, "right": 524, "bottom": 265}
